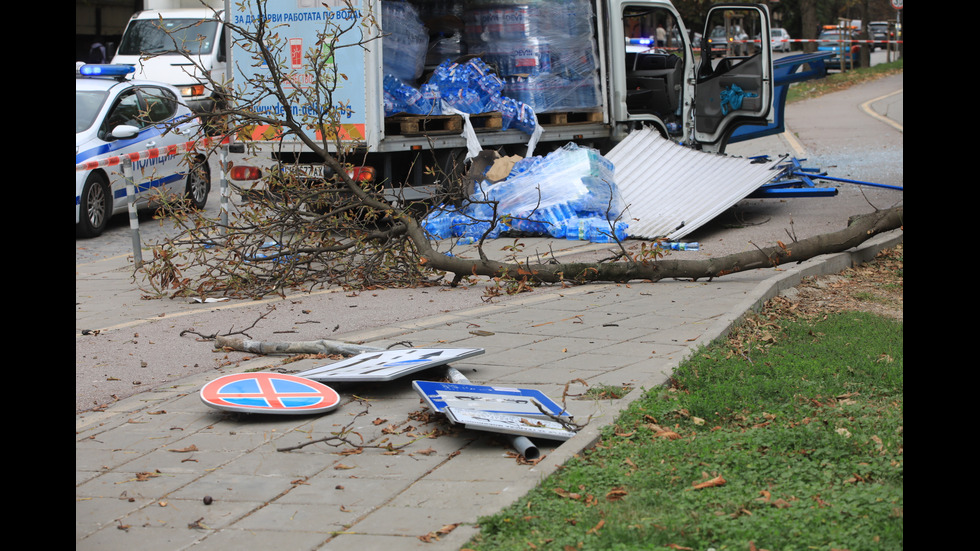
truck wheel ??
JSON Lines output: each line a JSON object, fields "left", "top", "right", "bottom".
{"left": 77, "top": 172, "right": 111, "bottom": 238}
{"left": 185, "top": 158, "right": 211, "bottom": 210}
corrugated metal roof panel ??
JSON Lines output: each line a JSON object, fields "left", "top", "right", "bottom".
{"left": 606, "top": 128, "right": 783, "bottom": 240}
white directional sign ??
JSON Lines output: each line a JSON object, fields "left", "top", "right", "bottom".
{"left": 444, "top": 407, "right": 577, "bottom": 441}
{"left": 412, "top": 381, "right": 570, "bottom": 419}
{"left": 296, "top": 348, "right": 484, "bottom": 383}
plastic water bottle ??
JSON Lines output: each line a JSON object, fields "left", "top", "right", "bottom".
{"left": 564, "top": 217, "right": 580, "bottom": 240}
{"left": 660, "top": 241, "right": 700, "bottom": 251}
{"left": 614, "top": 221, "right": 629, "bottom": 241}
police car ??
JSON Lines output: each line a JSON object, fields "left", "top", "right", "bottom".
{"left": 75, "top": 64, "right": 210, "bottom": 237}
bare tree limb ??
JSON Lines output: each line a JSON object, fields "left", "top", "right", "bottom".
{"left": 214, "top": 335, "right": 380, "bottom": 356}
{"left": 411, "top": 206, "right": 903, "bottom": 284}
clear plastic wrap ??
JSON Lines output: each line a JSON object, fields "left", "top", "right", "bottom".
{"left": 463, "top": 0, "right": 600, "bottom": 113}
{"left": 383, "top": 1, "right": 429, "bottom": 84}
{"left": 481, "top": 143, "right": 621, "bottom": 216}
{"left": 421, "top": 143, "right": 628, "bottom": 242}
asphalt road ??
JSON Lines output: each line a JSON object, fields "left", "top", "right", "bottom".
{"left": 75, "top": 72, "right": 903, "bottom": 414}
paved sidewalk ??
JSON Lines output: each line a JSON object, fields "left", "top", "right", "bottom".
{"left": 76, "top": 229, "right": 902, "bottom": 551}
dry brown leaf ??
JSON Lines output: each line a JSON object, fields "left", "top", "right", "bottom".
{"left": 418, "top": 523, "right": 459, "bottom": 543}
{"left": 689, "top": 475, "right": 726, "bottom": 490}
{"left": 169, "top": 445, "right": 198, "bottom": 453}
{"left": 586, "top": 519, "right": 605, "bottom": 535}
{"left": 605, "top": 488, "right": 628, "bottom": 501}
{"left": 338, "top": 447, "right": 363, "bottom": 456}
{"left": 772, "top": 498, "right": 792, "bottom": 509}
{"left": 647, "top": 424, "right": 682, "bottom": 440}
{"left": 553, "top": 488, "right": 581, "bottom": 500}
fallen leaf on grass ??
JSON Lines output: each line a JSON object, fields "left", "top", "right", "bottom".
{"left": 689, "top": 475, "right": 726, "bottom": 490}
{"left": 605, "top": 488, "right": 628, "bottom": 501}
{"left": 646, "top": 423, "right": 682, "bottom": 440}
{"left": 586, "top": 519, "right": 605, "bottom": 535}
{"left": 553, "top": 488, "right": 582, "bottom": 500}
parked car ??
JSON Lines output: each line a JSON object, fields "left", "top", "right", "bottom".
{"left": 817, "top": 28, "right": 860, "bottom": 69}
{"left": 706, "top": 25, "right": 749, "bottom": 56}
{"left": 757, "top": 27, "right": 792, "bottom": 53}
{"left": 868, "top": 21, "right": 889, "bottom": 50}
{"left": 76, "top": 64, "right": 210, "bottom": 237}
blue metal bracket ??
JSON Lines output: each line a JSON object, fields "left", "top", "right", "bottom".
{"left": 748, "top": 156, "right": 903, "bottom": 198}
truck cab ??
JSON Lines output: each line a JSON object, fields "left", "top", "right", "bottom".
{"left": 608, "top": 1, "right": 773, "bottom": 152}
{"left": 112, "top": 8, "right": 228, "bottom": 116}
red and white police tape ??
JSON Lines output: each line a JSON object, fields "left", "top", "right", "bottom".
{"left": 75, "top": 134, "right": 232, "bottom": 172}
{"left": 736, "top": 39, "right": 904, "bottom": 46}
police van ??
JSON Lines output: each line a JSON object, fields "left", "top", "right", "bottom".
{"left": 75, "top": 64, "right": 209, "bottom": 237}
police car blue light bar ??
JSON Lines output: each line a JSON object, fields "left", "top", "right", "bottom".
{"left": 79, "top": 64, "right": 135, "bottom": 77}
{"left": 627, "top": 37, "right": 655, "bottom": 46}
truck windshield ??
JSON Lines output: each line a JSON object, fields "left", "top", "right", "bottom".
{"left": 117, "top": 19, "right": 219, "bottom": 56}
{"left": 76, "top": 90, "right": 109, "bottom": 133}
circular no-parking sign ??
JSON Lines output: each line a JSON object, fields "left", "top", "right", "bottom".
{"left": 201, "top": 372, "right": 341, "bottom": 415}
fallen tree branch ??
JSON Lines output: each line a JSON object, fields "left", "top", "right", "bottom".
{"left": 214, "top": 335, "right": 381, "bottom": 356}
{"left": 413, "top": 206, "right": 904, "bottom": 284}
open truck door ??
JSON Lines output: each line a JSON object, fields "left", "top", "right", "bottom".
{"left": 693, "top": 4, "right": 773, "bottom": 151}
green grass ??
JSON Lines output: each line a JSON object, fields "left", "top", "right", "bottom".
{"left": 464, "top": 311, "right": 903, "bottom": 551}
{"left": 786, "top": 58, "right": 903, "bottom": 104}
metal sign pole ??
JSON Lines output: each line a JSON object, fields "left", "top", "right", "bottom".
{"left": 121, "top": 158, "right": 143, "bottom": 267}
{"left": 445, "top": 367, "right": 540, "bottom": 460}
{"left": 219, "top": 144, "right": 229, "bottom": 234}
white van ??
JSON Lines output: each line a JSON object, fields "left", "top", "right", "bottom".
{"left": 111, "top": 8, "right": 226, "bottom": 115}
